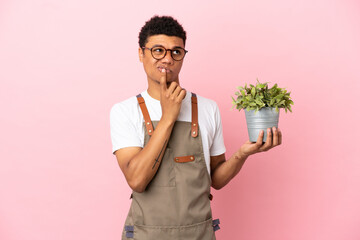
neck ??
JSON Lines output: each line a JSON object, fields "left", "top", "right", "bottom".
{"left": 147, "top": 85, "right": 161, "bottom": 100}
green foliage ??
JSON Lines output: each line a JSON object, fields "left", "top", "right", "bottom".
{"left": 232, "top": 79, "right": 294, "bottom": 113}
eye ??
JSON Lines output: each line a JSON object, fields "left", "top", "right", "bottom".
{"left": 172, "top": 49, "right": 181, "bottom": 55}
{"left": 153, "top": 47, "right": 164, "bottom": 54}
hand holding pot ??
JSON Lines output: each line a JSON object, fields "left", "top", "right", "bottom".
{"left": 238, "top": 127, "right": 282, "bottom": 158}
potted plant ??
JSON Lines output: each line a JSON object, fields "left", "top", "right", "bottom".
{"left": 232, "top": 79, "right": 294, "bottom": 142}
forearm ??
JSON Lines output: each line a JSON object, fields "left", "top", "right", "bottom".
{"left": 211, "top": 152, "right": 248, "bottom": 190}
{"left": 126, "top": 118, "right": 174, "bottom": 192}
{"left": 123, "top": 70, "right": 186, "bottom": 192}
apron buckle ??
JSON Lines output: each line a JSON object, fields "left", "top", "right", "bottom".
{"left": 125, "top": 225, "right": 134, "bottom": 238}
{"left": 212, "top": 218, "right": 220, "bottom": 232}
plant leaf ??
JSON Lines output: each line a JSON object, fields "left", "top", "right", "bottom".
{"left": 255, "top": 99, "right": 263, "bottom": 105}
{"left": 251, "top": 87, "right": 256, "bottom": 97}
{"left": 249, "top": 102, "right": 256, "bottom": 107}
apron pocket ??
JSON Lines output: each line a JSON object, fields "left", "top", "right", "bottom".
{"left": 178, "top": 217, "right": 216, "bottom": 240}
{"left": 174, "top": 151, "right": 211, "bottom": 187}
{"left": 130, "top": 218, "right": 216, "bottom": 240}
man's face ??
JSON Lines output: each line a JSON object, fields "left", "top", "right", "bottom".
{"left": 139, "top": 34, "right": 185, "bottom": 86}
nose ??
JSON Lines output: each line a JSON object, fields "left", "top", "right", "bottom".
{"left": 161, "top": 50, "right": 174, "bottom": 64}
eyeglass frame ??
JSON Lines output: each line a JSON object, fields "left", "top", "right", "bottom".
{"left": 141, "top": 46, "right": 188, "bottom": 61}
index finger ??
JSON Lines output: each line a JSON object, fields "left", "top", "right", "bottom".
{"left": 159, "top": 68, "right": 167, "bottom": 92}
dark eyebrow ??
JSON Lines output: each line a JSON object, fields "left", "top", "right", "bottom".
{"left": 150, "top": 44, "right": 184, "bottom": 49}
{"left": 151, "top": 44, "right": 164, "bottom": 48}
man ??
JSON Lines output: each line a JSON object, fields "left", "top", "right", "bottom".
{"left": 110, "top": 15, "right": 281, "bottom": 240}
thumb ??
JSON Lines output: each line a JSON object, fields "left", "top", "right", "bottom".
{"left": 159, "top": 68, "right": 167, "bottom": 92}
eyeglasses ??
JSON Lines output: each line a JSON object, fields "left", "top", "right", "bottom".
{"left": 142, "top": 46, "right": 188, "bottom": 61}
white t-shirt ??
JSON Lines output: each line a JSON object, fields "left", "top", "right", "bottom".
{"left": 110, "top": 90, "right": 226, "bottom": 175}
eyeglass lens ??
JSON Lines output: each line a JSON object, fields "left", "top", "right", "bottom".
{"left": 151, "top": 47, "right": 185, "bottom": 61}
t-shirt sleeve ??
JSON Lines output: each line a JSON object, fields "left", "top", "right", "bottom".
{"left": 210, "top": 103, "right": 226, "bottom": 156}
{"left": 110, "top": 103, "right": 142, "bottom": 154}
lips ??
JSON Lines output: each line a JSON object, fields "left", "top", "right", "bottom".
{"left": 158, "top": 67, "right": 171, "bottom": 73}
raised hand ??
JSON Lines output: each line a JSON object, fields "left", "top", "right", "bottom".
{"left": 159, "top": 68, "right": 186, "bottom": 123}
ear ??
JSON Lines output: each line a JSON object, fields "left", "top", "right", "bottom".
{"left": 138, "top": 47, "right": 144, "bottom": 62}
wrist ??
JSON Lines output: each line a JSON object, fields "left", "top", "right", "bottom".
{"left": 234, "top": 150, "right": 249, "bottom": 162}
{"left": 159, "top": 116, "right": 176, "bottom": 128}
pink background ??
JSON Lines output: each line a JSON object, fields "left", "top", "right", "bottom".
{"left": 1, "top": 0, "right": 360, "bottom": 239}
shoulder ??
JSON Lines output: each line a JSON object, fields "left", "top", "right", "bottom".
{"left": 110, "top": 95, "right": 145, "bottom": 127}
{"left": 110, "top": 95, "right": 139, "bottom": 117}
{"left": 196, "top": 94, "right": 219, "bottom": 113}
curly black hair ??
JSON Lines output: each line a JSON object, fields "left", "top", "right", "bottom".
{"left": 138, "top": 15, "right": 187, "bottom": 48}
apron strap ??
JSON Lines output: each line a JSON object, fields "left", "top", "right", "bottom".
{"left": 191, "top": 93, "right": 198, "bottom": 138}
{"left": 136, "top": 94, "right": 154, "bottom": 136}
{"left": 137, "top": 93, "right": 198, "bottom": 137}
